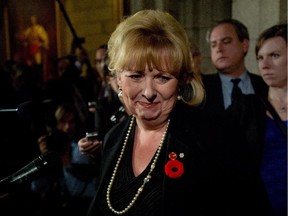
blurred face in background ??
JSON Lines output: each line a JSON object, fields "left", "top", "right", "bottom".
{"left": 57, "top": 58, "right": 71, "bottom": 77}
{"left": 56, "top": 111, "right": 76, "bottom": 140}
{"left": 94, "top": 48, "right": 107, "bottom": 79}
{"left": 191, "top": 51, "right": 202, "bottom": 75}
{"left": 106, "top": 74, "right": 119, "bottom": 94}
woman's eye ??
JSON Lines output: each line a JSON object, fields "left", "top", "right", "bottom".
{"left": 256, "top": 56, "right": 263, "bottom": 61}
{"left": 156, "top": 75, "right": 172, "bottom": 83}
{"left": 271, "top": 53, "right": 280, "bottom": 59}
{"left": 129, "top": 74, "right": 143, "bottom": 80}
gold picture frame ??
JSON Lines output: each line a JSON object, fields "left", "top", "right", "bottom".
{"left": 2, "top": 0, "right": 59, "bottom": 81}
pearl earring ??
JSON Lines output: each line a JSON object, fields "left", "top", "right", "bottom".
{"left": 118, "top": 88, "right": 122, "bottom": 97}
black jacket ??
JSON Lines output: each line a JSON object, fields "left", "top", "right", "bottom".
{"left": 201, "top": 71, "right": 268, "bottom": 113}
{"left": 87, "top": 101, "right": 271, "bottom": 216}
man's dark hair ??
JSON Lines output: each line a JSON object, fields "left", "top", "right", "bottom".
{"left": 207, "top": 18, "right": 249, "bottom": 42}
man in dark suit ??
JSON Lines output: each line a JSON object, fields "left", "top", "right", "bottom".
{"left": 200, "top": 19, "right": 271, "bottom": 215}
{"left": 201, "top": 18, "right": 268, "bottom": 160}
{"left": 202, "top": 19, "right": 267, "bottom": 113}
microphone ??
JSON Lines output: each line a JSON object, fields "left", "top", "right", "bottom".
{"left": 0, "top": 100, "right": 52, "bottom": 136}
{"left": 0, "top": 101, "right": 40, "bottom": 119}
{"left": 0, "top": 151, "right": 62, "bottom": 194}
{"left": 0, "top": 99, "right": 52, "bottom": 119}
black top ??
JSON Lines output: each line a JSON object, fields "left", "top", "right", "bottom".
{"left": 98, "top": 122, "right": 165, "bottom": 216}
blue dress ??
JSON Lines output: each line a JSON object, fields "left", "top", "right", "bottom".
{"left": 261, "top": 117, "right": 287, "bottom": 216}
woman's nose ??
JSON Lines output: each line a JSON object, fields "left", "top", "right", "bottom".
{"left": 259, "top": 56, "right": 271, "bottom": 69}
{"left": 143, "top": 79, "right": 157, "bottom": 102}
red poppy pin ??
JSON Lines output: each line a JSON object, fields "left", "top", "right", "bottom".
{"left": 164, "top": 152, "right": 184, "bottom": 178}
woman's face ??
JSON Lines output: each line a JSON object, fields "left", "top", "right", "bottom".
{"left": 57, "top": 112, "right": 76, "bottom": 139}
{"left": 117, "top": 66, "right": 178, "bottom": 124}
{"left": 257, "top": 36, "right": 287, "bottom": 88}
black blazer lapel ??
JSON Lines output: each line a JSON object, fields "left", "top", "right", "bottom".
{"left": 202, "top": 73, "right": 225, "bottom": 112}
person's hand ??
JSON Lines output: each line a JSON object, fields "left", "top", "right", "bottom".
{"left": 78, "top": 137, "right": 102, "bottom": 157}
{"left": 38, "top": 135, "right": 49, "bottom": 154}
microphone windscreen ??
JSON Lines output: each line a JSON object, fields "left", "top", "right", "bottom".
{"left": 17, "top": 101, "right": 41, "bottom": 119}
{"left": 41, "top": 151, "right": 63, "bottom": 174}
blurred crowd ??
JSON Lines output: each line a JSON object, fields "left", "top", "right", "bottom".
{"left": 0, "top": 43, "right": 126, "bottom": 215}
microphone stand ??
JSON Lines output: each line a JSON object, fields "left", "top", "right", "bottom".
{"left": 55, "top": 0, "right": 93, "bottom": 72}
{"left": 56, "top": 0, "right": 85, "bottom": 53}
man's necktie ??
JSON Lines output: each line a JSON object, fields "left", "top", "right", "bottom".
{"left": 231, "top": 78, "right": 242, "bottom": 102}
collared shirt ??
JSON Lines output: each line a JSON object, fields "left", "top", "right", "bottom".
{"left": 219, "top": 71, "right": 255, "bottom": 109}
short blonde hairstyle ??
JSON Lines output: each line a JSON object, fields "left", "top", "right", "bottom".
{"left": 108, "top": 9, "right": 205, "bottom": 106}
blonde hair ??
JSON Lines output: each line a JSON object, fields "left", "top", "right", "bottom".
{"left": 108, "top": 9, "right": 205, "bottom": 106}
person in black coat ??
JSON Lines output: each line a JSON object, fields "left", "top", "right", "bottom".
{"left": 200, "top": 18, "right": 272, "bottom": 215}
{"left": 203, "top": 18, "right": 268, "bottom": 113}
{"left": 85, "top": 10, "right": 270, "bottom": 216}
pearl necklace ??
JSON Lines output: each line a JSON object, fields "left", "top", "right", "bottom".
{"left": 106, "top": 115, "right": 170, "bottom": 214}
